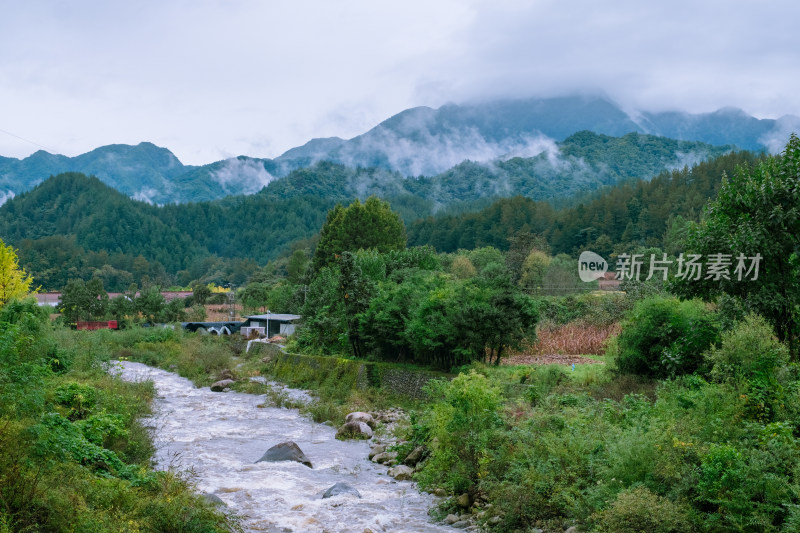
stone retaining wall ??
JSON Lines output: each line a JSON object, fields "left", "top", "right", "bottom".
{"left": 264, "top": 350, "right": 447, "bottom": 399}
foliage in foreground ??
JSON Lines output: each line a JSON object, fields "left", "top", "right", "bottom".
{"left": 409, "top": 311, "right": 800, "bottom": 532}
{"left": 0, "top": 299, "right": 238, "bottom": 532}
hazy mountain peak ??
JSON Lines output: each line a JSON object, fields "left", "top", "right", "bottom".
{"left": 1, "top": 94, "right": 796, "bottom": 204}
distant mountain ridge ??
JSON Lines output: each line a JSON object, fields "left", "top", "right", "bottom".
{"left": 1, "top": 95, "right": 797, "bottom": 204}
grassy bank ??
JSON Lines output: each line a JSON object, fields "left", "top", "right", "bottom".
{"left": 0, "top": 300, "right": 240, "bottom": 532}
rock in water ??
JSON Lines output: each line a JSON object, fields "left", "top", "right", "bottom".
{"left": 256, "top": 441, "right": 313, "bottom": 468}
{"left": 371, "top": 451, "right": 398, "bottom": 465}
{"left": 345, "top": 411, "right": 376, "bottom": 429}
{"left": 210, "top": 379, "right": 235, "bottom": 392}
{"left": 202, "top": 493, "right": 227, "bottom": 506}
{"left": 321, "top": 482, "right": 362, "bottom": 499}
{"left": 387, "top": 465, "right": 414, "bottom": 481}
{"left": 368, "top": 444, "right": 386, "bottom": 459}
{"left": 336, "top": 420, "right": 373, "bottom": 440}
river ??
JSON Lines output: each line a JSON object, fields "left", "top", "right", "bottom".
{"left": 113, "top": 361, "right": 455, "bottom": 533}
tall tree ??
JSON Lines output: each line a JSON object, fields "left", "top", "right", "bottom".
{"left": 312, "top": 197, "right": 406, "bottom": 271}
{"left": 0, "top": 239, "right": 35, "bottom": 306}
{"left": 673, "top": 134, "right": 800, "bottom": 357}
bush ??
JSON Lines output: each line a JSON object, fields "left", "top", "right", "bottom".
{"left": 706, "top": 314, "right": 790, "bottom": 423}
{"left": 592, "top": 486, "right": 692, "bottom": 533}
{"left": 613, "top": 296, "right": 719, "bottom": 378}
{"left": 706, "top": 314, "right": 788, "bottom": 383}
{"left": 416, "top": 372, "right": 503, "bottom": 496}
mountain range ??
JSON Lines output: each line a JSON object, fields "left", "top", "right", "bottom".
{"left": 1, "top": 95, "right": 798, "bottom": 204}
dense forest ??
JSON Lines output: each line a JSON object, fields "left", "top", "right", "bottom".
{"left": 408, "top": 150, "right": 765, "bottom": 255}
{"left": 0, "top": 136, "right": 752, "bottom": 291}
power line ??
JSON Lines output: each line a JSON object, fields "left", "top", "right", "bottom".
{"left": 0, "top": 127, "right": 57, "bottom": 153}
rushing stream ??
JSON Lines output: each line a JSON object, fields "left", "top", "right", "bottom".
{"left": 112, "top": 361, "right": 455, "bottom": 533}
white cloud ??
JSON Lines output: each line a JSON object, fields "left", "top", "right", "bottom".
{"left": 211, "top": 158, "right": 276, "bottom": 194}
{"left": 0, "top": 0, "right": 798, "bottom": 164}
{"left": 0, "top": 190, "right": 15, "bottom": 206}
{"left": 133, "top": 188, "right": 159, "bottom": 204}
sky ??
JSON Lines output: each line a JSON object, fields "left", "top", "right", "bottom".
{"left": 1, "top": 0, "right": 799, "bottom": 165}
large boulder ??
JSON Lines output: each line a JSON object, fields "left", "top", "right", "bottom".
{"left": 404, "top": 445, "right": 425, "bottom": 466}
{"left": 321, "top": 482, "right": 361, "bottom": 499}
{"left": 345, "top": 411, "right": 376, "bottom": 429}
{"left": 210, "top": 379, "right": 235, "bottom": 392}
{"left": 336, "top": 420, "right": 373, "bottom": 440}
{"left": 256, "top": 441, "right": 313, "bottom": 468}
{"left": 387, "top": 465, "right": 414, "bottom": 481}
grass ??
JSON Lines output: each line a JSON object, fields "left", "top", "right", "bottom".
{"left": 0, "top": 315, "right": 241, "bottom": 532}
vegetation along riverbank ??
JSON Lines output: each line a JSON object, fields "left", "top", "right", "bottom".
{"left": 0, "top": 135, "right": 798, "bottom": 532}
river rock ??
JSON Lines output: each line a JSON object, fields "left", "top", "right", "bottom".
{"left": 372, "top": 451, "right": 397, "bottom": 465}
{"left": 345, "top": 411, "right": 376, "bottom": 429}
{"left": 321, "top": 482, "right": 362, "bottom": 499}
{"left": 456, "top": 493, "right": 471, "bottom": 508}
{"left": 217, "top": 369, "right": 235, "bottom": 380}
{"left": 210, "top": 379, "right": 235, "bottom": 392}
{"left": 387, "top": 465, "right": 414, "bottom": 481}
{"left": 445, "top": 514, "right": 460, "bottom": 525}
{"left": 336, "top": 421, "right": 373, "bottom": 440}
{"left": 404, "top": 445, "right": 425, "bottom": 466}
{"left": 368, "top": 444, "right": 386, "bottom": 459}
{"left": 256, "top": 441, "right": 313, "bottom": 468}
{"left": 434, "top": 488, "right": 448, "bottom": 497}
{"left": 202, "top": 493, "right": 227, "bottom": 506}
{"left": 451, "top": 520, "right": 470, "bottom": 529}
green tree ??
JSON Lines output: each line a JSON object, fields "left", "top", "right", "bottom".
{"left": 136, "top": 286, "right": 165, "bottom": 324}
{"left": 450, "top": 255, "right": 477, "bottom": 279}
{"left": 673, "top": 134, "right": 800, "bottom": 356}
{"left": 191, "top": 283, "right": 212, "bottom": 305}
{"left": 338, "top": 251, "right": 376, "bottom": 358}
{"left": 311, "top": 197, "right": 406, "bottom": 271}
{"left": 0, "top": 239, "right": 35, "bottom": 306}
{"left": 240, "top": 282, "right": 271, "bottom": 312}
{"left": 519, "top": 249, "right": 551, "bottom": 292}
{"left": 58, "top": 278, "right": 108, "bottom": 322}
{"left": 286, "top": 249, "right": 309, "bottom": 284}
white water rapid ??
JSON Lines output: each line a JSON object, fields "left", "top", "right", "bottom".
{"left": 113, "top": 361, "right": 456, "bottom": 533}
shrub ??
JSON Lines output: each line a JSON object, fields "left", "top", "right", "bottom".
{"left": 706, "top": 314, "right": 788, "bottom": 383}
{"left": 706, "top": 314, "right": 790, "bottom": 423}
{"left": 613, "top": 296, "right": 719, "bottom": 378}
{"left": 416, "top": 372, "right": 503, "bottom": 496}
{"left": 592, "top": 486, "right": 692, "bottom": 533}
{"left": 54, "top": 382, "right": 98, "bottom": 419}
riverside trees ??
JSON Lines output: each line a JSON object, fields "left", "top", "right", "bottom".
{"left": 298, "top": 198, "right": 539, "bottom": 370}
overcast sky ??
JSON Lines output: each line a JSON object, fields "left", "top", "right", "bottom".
{"left": 2, "top": 0, "right": 799, "bottom": 165}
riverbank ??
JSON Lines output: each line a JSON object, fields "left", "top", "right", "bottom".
{"left": 88, "top": 322, "right": 800, "bottom": 533}
{"left": 0, "top": 302, "right": 239, "bottom": 532}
